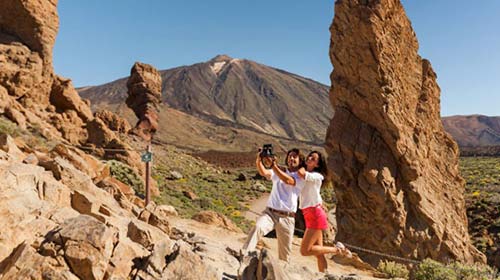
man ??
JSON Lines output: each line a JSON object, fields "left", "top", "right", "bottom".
{"left": 242, "top": 148, "right": 305, "bottom": 262}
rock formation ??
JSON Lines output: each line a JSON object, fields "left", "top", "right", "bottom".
{"left": 0, "top": 0, "right": 130, "bottom": 149}
{"left": 0, "top": 0, "right": 90, "bottom": 144}
{"left": 325, "top": 0, "right": 485, "bottom": 266}
{"left": 94, "top": 109, "right": 131, "bottom": 134}
{"left": 0, "top": 137, "right": 220, "bottom": 279}
{"left": 126, "top": 62, "right": 162, "bottom": 141}
{"left": 0, "top": 0, "right": 157, "bottom": 211}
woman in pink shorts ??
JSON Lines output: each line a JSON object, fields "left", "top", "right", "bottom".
{"left": 297, "top": 151, "right": 351, "bottom": 272}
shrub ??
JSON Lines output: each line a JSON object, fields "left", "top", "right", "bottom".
{"left": 108, "top": 160, "right": 144, "bottom": 195}
{"left": 0, "top": 117, "right": 21, "bottom": 137}
{"left": 449, "top": 262, "right": 498, "bottom": 280}
{"left": 413, "top": 259, "right": 456, "bottom": 280}
{"left": 377, "top": 260, "right": 409, "bottom": 279}
{"left": 413, "top": 259, "right": 499, "bottom": 280}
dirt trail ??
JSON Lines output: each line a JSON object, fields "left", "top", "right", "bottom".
{"left": 171, "top": 214, "right": 382, "bottom": 280}
{"left": 243, "top": 193, "right": 269, "bottom": 220}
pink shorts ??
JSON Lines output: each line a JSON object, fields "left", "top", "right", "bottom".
{"left": 302, "top": 205, "right": 328, "bottom": 230}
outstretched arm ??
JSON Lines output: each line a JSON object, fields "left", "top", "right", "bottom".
{"left": 297, "top": 167, "right": 306, "bottom": 179}
{"left": 298, "top": 168, "right": 324, "bottom": 182}
{"left": 256, "top": 151, "right": 272, "bottom": 180}
{"left": 271, "top": 161, "right": 296, "bottom": 186}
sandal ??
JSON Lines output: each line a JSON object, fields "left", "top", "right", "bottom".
{"left": 335, "top": 242, "right": 353, "bottom": 258}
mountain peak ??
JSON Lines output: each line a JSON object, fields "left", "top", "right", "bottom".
{"left": 210, "top": 54, "right": 233, "bottom": 63}
{"left": 208, "top": 55, "right": 235, "bottom": 75}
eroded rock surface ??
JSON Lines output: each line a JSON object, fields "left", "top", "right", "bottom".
{"left": 0, "top": 139, "right": 235, "bottom": 279}
{"left": 326, "top": 0, "right": 485, "bottom": 265}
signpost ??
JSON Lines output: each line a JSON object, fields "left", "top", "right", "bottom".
{"left": 141, "top": 145, "right": 152, "bottom": 206}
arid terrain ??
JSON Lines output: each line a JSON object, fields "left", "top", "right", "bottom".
{"left": 1, "top": 0, "right": 500, "bottom": 279}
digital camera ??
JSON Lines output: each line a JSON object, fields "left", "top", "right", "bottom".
{"left": 260, "top": 144, "right": 273, "bottom": 158}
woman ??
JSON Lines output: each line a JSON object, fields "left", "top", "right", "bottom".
{"left": 296, "top": 151, "right": 351, "bottom": 272}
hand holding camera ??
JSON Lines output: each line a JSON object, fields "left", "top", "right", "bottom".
{"left": 259, "top": 144, "right": 275, "bottom": 169}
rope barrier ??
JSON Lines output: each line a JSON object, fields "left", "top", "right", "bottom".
{"left": 341, "top": 243, "right": 421, "bottom": 264}
{"left": 61, "top": 143, "right": 145, "bottom": 153}
{"left": 246, "top": 209, "right": 422, "bottom": 264}
{"left": 76, "top": 145, "right": 134, "bottom": 153}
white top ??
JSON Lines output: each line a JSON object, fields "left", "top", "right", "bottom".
{"left": 299, "top": 171, "right": 324, "bottom": 209}
{"left": 266, "top": 169, "right": 304, "bottom": 213}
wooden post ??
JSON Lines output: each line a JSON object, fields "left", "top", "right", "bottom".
{"left": 145, "top": 144, "right": 151, "bottom": 206}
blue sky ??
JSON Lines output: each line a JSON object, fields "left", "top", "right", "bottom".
{"left": 54, "top": 1, "right": 500, "bottom": 117}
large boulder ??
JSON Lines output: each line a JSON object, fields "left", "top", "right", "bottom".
{"left": 50, "top": 76, "right": 93, "bottom": 122}
{"left": 325, "top": 0, "right": 485, "bottom": 266}
{"left": 238, "top": 249, "right": 289, "bottom": 280}
{"left": 0, "top": 162, "right": 67, "bottom": 260}
{"left": 192, "top": 210, "right": 242, "bottom": 233}
{"left": 0, "top": 242, "right": 78, "bottom": 279}
{"left": 55, "top": 215, "right": 118, "bottom": 280}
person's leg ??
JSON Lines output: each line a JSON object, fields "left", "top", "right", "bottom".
{"left": 301, "top": 228, "right": 333, "bottom": 272}
{"left": 315, "top": 231, "right": 327, "bottom": 272}
{"left": 275, "top": 216, "right": 295, "bottom": 262}
{"left": 242, "top": 212, "right": 274, "bottom": 253}
{"left": 301, "top": 228, "right": 343, "bottom": 255}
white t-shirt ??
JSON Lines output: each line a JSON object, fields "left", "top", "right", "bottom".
{"left": 299, "top": 171, "right": 324, "bottom": 209}
{"left": 266, "top": 169, "right": 304, "bottom": 213}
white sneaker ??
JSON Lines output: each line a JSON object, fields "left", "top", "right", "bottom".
{"left": 335, "top": 242, "right": 352, "bottom": 258}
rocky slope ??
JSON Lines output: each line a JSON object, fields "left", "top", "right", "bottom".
{"left": 442, "top": 115, "right": 500, "bottom": 147}
{"left": 325, "top": 0, "right": 484, "bottom": 267}
{"left": 78, "top": 54, "right": 333, "bottom": 146}
{"left": 0, "top": 123, "right": 385, "bottom": 279}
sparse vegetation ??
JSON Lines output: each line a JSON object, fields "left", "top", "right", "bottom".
{"left": 377, "top": 260, "right": 409, "bottom": 279}
{"left": 0, "top": 117, "right": 21, "bottom": 137}
{"left": 460, "top": 157, "right": 500, "bottom": 269}
{"left": 108, "top": 160, "right": 144, "bottom": 196}
{"left": 413, "top": 259, "right": 499, "bottom": 280}
{"left": 152, "top": 145, "right": 270, "bottom": 232}
{"left": 0, "top": 116, "right": 56, "bottom": 152}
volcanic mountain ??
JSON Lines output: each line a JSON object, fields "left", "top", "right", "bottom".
{"left": 442, "top": 115, "right": 500, "bottom": 147}
{"left": 78, "top": 55, "right": 333, "bottom": 151}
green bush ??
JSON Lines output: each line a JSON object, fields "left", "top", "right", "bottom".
{"left": 0, "top": 117, "right": 21, "bottom": 137}
{"left": 377, "top": 260, "right": 409, "bottom": 279}
{"left": 108, "top": 160, "right": 144, "bottom": 195}
{"left": 413, "top": 259, "right": 499, "bottom": 280}
{"left": 449, "top": 262, "right": 498, "bottom": 280}
{"left": 414, "top": 259, "right": 456, "bottom": 280}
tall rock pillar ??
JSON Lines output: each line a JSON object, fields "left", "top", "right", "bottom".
{"left": 325, "top": 0, "right": 485, "bottom": 265}
{"left": 126, "top": 62, "right": 162, "bottom": 142}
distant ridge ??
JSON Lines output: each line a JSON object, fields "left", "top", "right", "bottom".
{"left": 442, "top": 115, "right": 500, "bottom": 147}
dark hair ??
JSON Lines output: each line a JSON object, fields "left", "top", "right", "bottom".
{"left": 308, "top": 151, "right": 328, "bottom": 177}
{"left": 285, "top": 148, "right": 305, "bottom": 168}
